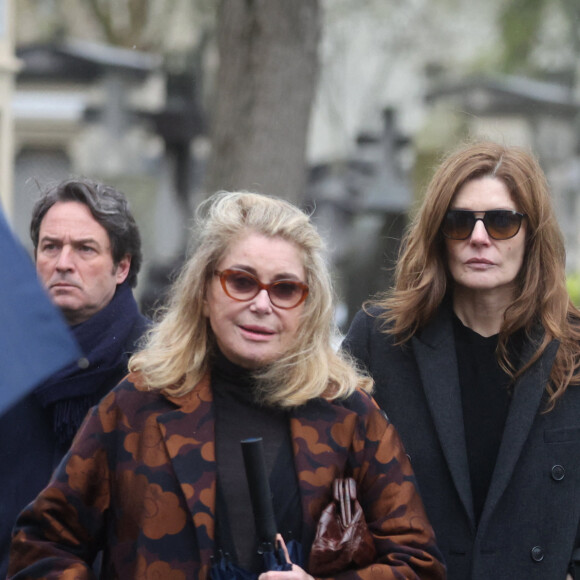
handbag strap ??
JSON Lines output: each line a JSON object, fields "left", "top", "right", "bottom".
{"left": 334, "top": 477, "right": 357, "bottom": 527}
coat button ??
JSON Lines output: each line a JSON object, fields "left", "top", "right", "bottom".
{"left": 531, "top": 546, "right": 544, "bottom": 562}
{"left": 77, "top": 357, "right": 90, "bottom": 369}
{"left": 551, "top": 465, "right": 565, "bottom": 481}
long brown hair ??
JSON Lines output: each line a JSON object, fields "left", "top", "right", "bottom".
{"left": 372, "top": 141, "right": 580, "bottom": 409}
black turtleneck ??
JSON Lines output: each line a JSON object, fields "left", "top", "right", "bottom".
{"left": 211, "top": 350, "right": 302, "bottom": 572}
{"left": 452, "top": 314, "right": 512, "bottom": 524}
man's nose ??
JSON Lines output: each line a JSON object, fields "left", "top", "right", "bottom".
{"left": 55, "top": 246, "right": 75, "bottom": 271}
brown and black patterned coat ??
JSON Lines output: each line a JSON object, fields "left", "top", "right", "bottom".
{"left": 8, "top": 372, "right": 445, "bottom": 580}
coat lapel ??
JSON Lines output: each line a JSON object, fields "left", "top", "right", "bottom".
{"left": 156, "top": 374, "right": 217, "bottom": 571}
{"left": 479, "top": 336, "right": 558, "bottom": 531}
{"left": 412, "top": 308, "right": 476, "bottom": 527}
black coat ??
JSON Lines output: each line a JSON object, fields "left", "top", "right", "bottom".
{"left": 344, "top": 305, "right": 580, "bottom": 580}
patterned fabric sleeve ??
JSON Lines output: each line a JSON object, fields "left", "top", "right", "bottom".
{"left": 350, "top": 397, "right": 445, "bottom": 579}
{"left": 298, "top": 390, "right": 446, "bottom": 580}
{"left": 7, "top": 391, "right": 115, "bottom": 579}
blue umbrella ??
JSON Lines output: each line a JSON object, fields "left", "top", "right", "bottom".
{"left": 210, "top": 551, "right": 256, "bottom": 580}
{"left": 0, "top": 207, "right": 81, "bottom": 416}
{"left": 210, "top": 541, "right": 298, "bottom": 580}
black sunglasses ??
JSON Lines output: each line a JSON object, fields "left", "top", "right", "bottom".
{"left": 215, "top": 269, "right": 309, "bottom": 309}
{"left": 441, "top": 209, "right": 526, "bottom": 240}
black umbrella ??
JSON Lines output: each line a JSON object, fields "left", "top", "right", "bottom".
{"left": 0, "top": 208, "right": 81, "bottom": 416}
{"left": 210, "top": 437, "right": 300, "bottom": 579}
{"left": 242, "top": 438, "right": 293, "bottom": 569}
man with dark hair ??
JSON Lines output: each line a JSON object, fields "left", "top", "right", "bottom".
{"left": 0, "top": 178, "right": 150, "bottom": 576}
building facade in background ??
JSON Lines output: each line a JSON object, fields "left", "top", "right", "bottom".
{"left": 0, "top": 0, "right": 18, "bottom": 217}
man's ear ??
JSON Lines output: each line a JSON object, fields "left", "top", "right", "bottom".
{"left": 115, "top": 254, "right": 131, "bottom": 284}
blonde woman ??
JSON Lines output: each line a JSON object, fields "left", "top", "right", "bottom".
{"left": 344, "top": 141, "right": 580, "bottom": 580}
{"left": 9, "top": 191, "right": 445, "bottom": 580}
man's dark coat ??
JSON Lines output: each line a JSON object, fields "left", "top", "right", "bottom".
{"left": 0, "top": 288, "right": 149, "bottom": 578}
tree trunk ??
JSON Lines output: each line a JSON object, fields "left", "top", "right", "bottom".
{"left": 203, "top": 0, "right": 320, "bottom": 204}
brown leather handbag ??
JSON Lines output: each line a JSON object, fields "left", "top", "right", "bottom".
{"left": 308, "top": 477, "right": 376, "bottom": 575}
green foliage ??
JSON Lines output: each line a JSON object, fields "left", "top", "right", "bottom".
{"left": 566, "top": 271, "right": 580, "bottom": 306}
{"left": 499, "top": 0, "right": 547, "bottom": 72}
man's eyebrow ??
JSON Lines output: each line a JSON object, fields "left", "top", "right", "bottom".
{"left": 39, "top": 235, "right": 101, "bottom": 247}
{"left": 39, "top": 235, "right": 62, "bottom": 244}
{"left": 72, "top": 238, "right": 100, "bottom": 246}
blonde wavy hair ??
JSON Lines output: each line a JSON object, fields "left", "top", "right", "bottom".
{"left": 130, "top": 191, "right": 372, "bottom": 406}
{"left": 372, "top": 141, "right": 580, "bottom": 410}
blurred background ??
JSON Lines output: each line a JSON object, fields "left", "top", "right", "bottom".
{"left": 1, "top": 0, "right": 579, "bottom": 328}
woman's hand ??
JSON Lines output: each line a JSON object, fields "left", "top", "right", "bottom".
{"left": 259, "top": 566, "right": 313, "bottom": 580}
{"left": 258, "top": 535, "right": 314, "bottom": 580}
